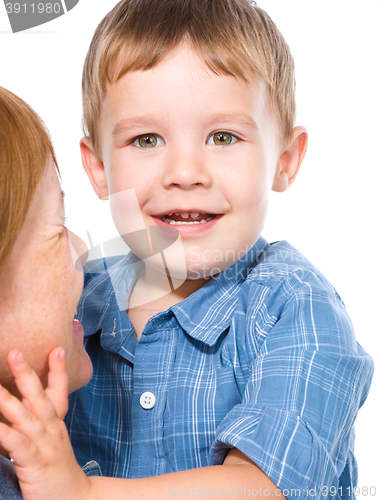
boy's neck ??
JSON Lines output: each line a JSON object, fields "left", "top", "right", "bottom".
{"left": 128, "top": 262, "right": 210, "bottom": 309}
{"left": 127, "top": 264, "right": 210, "bottom": 340}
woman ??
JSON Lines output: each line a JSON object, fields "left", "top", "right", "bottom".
{"left": 0, "top": 86, "right": 94, "bottom": 498}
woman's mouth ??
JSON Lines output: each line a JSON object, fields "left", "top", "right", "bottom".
{"left": 72, "top": 318, "right": 84, "bottom": 333}
{"left": 72, "top": 309, "right": 83, "bottom": 333}
{"left": 160, "top": 212, "right": 216, "bottom": 225}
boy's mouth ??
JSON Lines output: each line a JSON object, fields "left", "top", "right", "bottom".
{"left": 160, "top": 212, "right": 216, "bottom": 225}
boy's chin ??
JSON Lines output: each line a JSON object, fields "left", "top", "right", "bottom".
{"left": 141, "top": 257, "right": 219, "bottom": 283}
{"left": 185, "top": 263, "right": 225, "bottom": 281}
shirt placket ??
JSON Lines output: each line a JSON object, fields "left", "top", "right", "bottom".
{"left": 130, "top": 316, "right": 177, "bottom": 478}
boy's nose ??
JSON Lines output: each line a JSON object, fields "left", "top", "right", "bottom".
{"left": 162, "top": 152, "right": 212, "bottom": 190}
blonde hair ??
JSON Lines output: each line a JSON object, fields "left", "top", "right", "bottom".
{"left": 0, "top": 87, "right": 58, "bottom": 275}
{"left": 82, "top": 0, "right": 296, "bottom": 156}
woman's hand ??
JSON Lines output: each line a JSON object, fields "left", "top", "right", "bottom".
{"left": 0, "top": 348, "right": 91, "bottom": 500}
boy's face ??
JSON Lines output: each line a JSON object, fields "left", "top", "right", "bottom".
{"left": 85, "top": 43, "right": 306, "bottom": 280}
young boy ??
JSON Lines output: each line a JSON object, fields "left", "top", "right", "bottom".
{"left": 0, "top": 1, "right": 373, "bottom": 499}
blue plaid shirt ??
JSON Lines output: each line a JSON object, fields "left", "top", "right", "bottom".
{"left": 65, "top": 237, "right": 373, "bottom": 500}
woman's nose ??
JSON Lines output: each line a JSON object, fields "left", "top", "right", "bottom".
{"left": 67, "top": 229, "right": 88, "bottom": 272}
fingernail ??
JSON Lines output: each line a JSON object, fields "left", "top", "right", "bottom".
{"left": 16, "top": 351, "right": 24, "bottom": 363}
{"left": 59, "top": 349, "right": 66, "bottom": 361}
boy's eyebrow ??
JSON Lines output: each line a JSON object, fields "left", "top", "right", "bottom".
{"left": 112, "top": 115, "right": 161, "bottom": 138}
{"left": 207, "top": 112, "right": 259, "bottom": 132}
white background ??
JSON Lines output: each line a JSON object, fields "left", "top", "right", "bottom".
{"left": 0, "top": 0, "right": 377, "bottom": 490}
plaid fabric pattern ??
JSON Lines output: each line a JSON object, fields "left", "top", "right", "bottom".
{"left": 65, "top": 237, "right": 373, "bottom": 500}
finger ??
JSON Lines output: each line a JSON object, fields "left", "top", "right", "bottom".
{"left": 0, "top": 384, "right": 46, "bottom": 446}
{"left": 6, "top": 350, "right": 57, "bottom": 425}
{"left": 45, "top": 348, "right": 69, "bottom": 419}
{"left": 0, "top": 420, "right": 38, "bottom": 468}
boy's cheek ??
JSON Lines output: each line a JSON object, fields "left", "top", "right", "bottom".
{"left": 109, "top": 188, "right": 146, "bottom": 236}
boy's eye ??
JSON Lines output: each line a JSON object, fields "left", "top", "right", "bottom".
{"left": 133, "top": 134, "right": 164, "bottom": 148}
{"left": 207, "top": 132, "right": 238, "bottom": 146}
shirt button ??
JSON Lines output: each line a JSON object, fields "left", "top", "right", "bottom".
{"left": 140, "top": 391, "right": 156, "bottom": 410}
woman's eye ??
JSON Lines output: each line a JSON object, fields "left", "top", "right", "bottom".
{"left": 208, "top": 132, "right": 238, "bottom": 146}
{"left": 133, "top": 134, "right": 164, "bottom": 148}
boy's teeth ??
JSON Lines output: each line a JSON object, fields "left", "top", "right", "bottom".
{"left": 167, "top": 218, "right": 210, "bottom": 225}
{"left": 160, "top": 212, "right": 216, "bottom": 225}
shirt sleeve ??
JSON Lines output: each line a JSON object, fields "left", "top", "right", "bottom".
{"left": 209, "top": 270, "right": 374, "bottom": 499}
{"left": 82, "top": 460, "right": 103, "bottom": 477}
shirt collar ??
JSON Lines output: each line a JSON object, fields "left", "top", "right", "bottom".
{"left": 170, "top": 236, "right": 269, "bottom": 345}
{"left": 77, "top": 237, "right": 269, "bottom": 347}
{"left": 76, "top": 252, "right": 140, "bottom": 336}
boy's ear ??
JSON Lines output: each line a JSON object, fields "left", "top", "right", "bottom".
{"left": 80, "top": 137, "right": 109, "bottom": 200}
{"left": 272, "top": 126, "right": 308, "bottom": 193}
